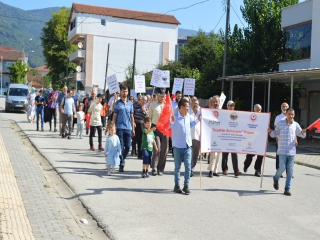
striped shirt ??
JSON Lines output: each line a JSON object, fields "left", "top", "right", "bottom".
{"left": 270, "top": 119, "right": 306, "bottom": 156}
{"left": 133, "top": 102, "right": 146, "bottom": 122}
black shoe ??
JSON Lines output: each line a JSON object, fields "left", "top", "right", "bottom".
{"left": 183, "top": 185, "right": 191, "bottom": 195}
{"left": 280, "top": 175, "right": 284, "bottom": 178}
{"left": 62, "top": 133, "right": 65, "bottom": 138}
{"left": 141, "top": 173, "right": 146, "bottom": 178}
{"left": 208, "top": 171, "right": 213, "bottom": 178}
{"left": 213, "top": 173, "right": 220, "bottom": 177}
{"left": 273, "top": 177, "right": 279, "bottom": 190}
{"left": 284, "top": 188, "right": 291, "bottom": 196}
{"left": 174, "top": 186, "right": 182, "bottom": 194}
{"left": 190, "top": 170, "right": 195, "bottom": 177}
{"left": 152, "top": 169, "right": 157, "bottom": 176}
{"left": 243, "top": 166, "right": 248, "bottom": 173}
{"left": 255, "top": 171, "right": 261, "bottom": 177}
{"left": 68, "top": 136, "right": 71, "bottom": 140}
{"left": 157, "top": 170, "right": 163, "bottom": 176}
{"left": 119, "top": 166, "right": 124, "bottom": 172}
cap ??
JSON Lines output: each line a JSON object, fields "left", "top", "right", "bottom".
{"left": 227, "top": 100, "right": 235, "bottom": 106}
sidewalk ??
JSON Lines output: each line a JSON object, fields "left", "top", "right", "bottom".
{"left": 0, "top": 116, "right": 106, "bottom": 239}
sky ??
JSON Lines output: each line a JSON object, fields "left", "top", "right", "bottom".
{"left": 2, "top": 0, "right": 248, "bottom": 32}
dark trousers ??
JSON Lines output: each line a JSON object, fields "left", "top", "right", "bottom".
{"left": 276, "top": 143, "right": 279, "bottom": 169}
{"left": 89, "top": 125, "right": 102, "bottom": 147}
{"left": 244, "top": 154, "right": 263, "bottom": 172}
{"left": 191, "top": 139, "right": 200, "bottom": 169}
{"left": 132, "top": 123, "right": 143, "bottom": 157}
{"left": 61, "top": 114, "right": 73, "bottom": 136}
{"left": 151, "top": 126, "right": 169, "bottom": 172}
{"left": 48, "top": 108, "right": 57, "bottom": 130}
{"left": 221, "top": 152, "right": 239, "bottom": 173}
{"left": 117, "top": 128, "right": 132, "bottom": 168}
{"left": 101, "top": 116, "right": 106, "bottom": 128}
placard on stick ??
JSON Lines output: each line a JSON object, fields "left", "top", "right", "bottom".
{"left": 134, "top": 75, "right": 146, "bottom": 93}
{"left": 106, "top": 74, "right": 120, "bottom": 95}
{"left": 184, "top": 78, "right": 195, "bottom": 96}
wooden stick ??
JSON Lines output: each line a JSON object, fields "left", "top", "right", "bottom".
{"left": 260, "top": 156, "right": 266, "bottom": 188}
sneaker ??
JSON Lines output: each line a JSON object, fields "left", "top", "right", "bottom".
{"left": 183, "top": 185, "right": 191, "bottom": 195}
{"left": 255, "top": 171, "right": 261, "bottom": 177}
{"left": 213, "top": 173, "right": 220, "bottom": 177}
{"left": 190, "top": 170, "right": 195, "bottom": 177}
{"left": 173, "top": 185, "right": 182, "bottom": 194}
{"left": 223, "top": 170, "right": 228, "bottom": 175}
{"left": 119, "top": 166, "right": 124, "bottom": 172}
{"left": 273, "top": 177, "right": 279, "bottom": 190}
{"left": 141, "top": 173, "right": 146, "bottom": 178}
{"left": 54, "top": 129, "right": 58, "bottom": 132}
{"left": 284, "top": 188, "right": 291, "bottom": 196}
{"left": 98, "top": 146, "right": 104, "bottom": 151}
{"left": 152, "top": 169, "right": 157, "bottom": 176}
{"left": 208, "top": 171, "right": 213, "bottom": 178}
{"left": 146, "top": 173, "right": 150, "bottom": 178}
{"left": 41, "top": 129, "right": 44, "bottom": 132}
{"left": 235, "top": 171, "right": 242, "bottom": 176}
{"left": 157, "top": 170, "right": 163, "bottom": 176}
{"left": 243, "top": 166, "right": 248, "bottom": 173}
{"left": 90, "top": 146, "right": 95, "bottom": 151}
{"left": 107, "top": 171, "right": 111, "bottom": 176}
{"left": 62, "top": 133, "right": 65, "bottom": 138}
{"left": 80, "top": 136, "right": 82, "bottom": 139}
{"left": 49, "top": 129, "right": 52, "bottom": 132}
{"left": 68, "top": 136, "right": 71, "bottom": 140}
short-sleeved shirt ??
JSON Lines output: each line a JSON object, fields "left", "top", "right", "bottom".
{"left": 47, "top": 92, "right": 59, "bottom": 109}
{"left": 88, "top": 102, "right": 102, "bottom": 126}
{"left": 114, "top": 99, "right": 133, "bottom": 130}
{"left": 141, "top": 127, "right": 155, "bottom": 151}
{"left": 133, "top": 102, "right": 146, "bottom": 122}
{"left": 35, "top": 95, "right": 45, "bottom": 110}
{"left": 62, "top": 97, "right": 75, "bottom": 115}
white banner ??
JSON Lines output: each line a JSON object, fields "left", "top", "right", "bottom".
{"left": 172, "top": 78, "right": 184, "bottom": 94}
{"left": 200, "top": 109, "right": 270, "bottom": 156}
{"left": 184, "top": 78, "right": 195, "bottom": 96}
{"left": 130, "top": 89, "right": 137, "bottom": 99}
{"left": 150, "top": 69, "right": 162, "bottom": 87}
{"left": 134, "top": 75, "right": 146, "bottom": 93}
{"left": 219, "top": 92, "right": 226, "bottom": 109}
{"left": 106, "top": 74, "right": 120, "bottom": 95}
{"left": 159, "top": 70, "right": 170, "bottom": 88}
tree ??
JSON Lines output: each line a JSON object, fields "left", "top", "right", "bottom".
{"left": 40, "top": 7, "right": 77, "bottom": 88}
{"left": 7, "top": 59, "right": 29, "bottom": 84}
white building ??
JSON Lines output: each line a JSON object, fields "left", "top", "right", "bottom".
{"left": 67, "top": 3, "right": 180, "bottom": 91}
{"left": 279, "top": 0, "right": 320, "bottom": 138}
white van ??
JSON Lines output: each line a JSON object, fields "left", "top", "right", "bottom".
{"left": 5, "top": 84, "right": 29, "bottom": 112}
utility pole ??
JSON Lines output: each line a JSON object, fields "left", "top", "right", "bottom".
{"left": 221, "top": 0, "right": 230, "bottom": 92}
{"left": 131, "top": 39, "right": 137, "bottom": 90}
{"left": 0, "top": 55, "right": 3, "bottom": 95}
{"left": 103, "top": 43, "right": 110, "bottom": 93}
{"left": 66, "top": 50, "right": 69, "bottom": 88}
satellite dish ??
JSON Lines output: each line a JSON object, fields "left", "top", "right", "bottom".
{"left": 76, "top": 66, "right": 82, "bottom": 72}
{"left": 78, "top": 42, "right": 83, "bottom": 49}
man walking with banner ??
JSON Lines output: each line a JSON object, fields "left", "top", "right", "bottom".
{"left": 149, "top": 89, "right": 169, "bottom": 176}
{"left": 269, "top": 108, "right": 307, "bottom": 196}
{"left": 171, "top": 99, "right": 201, "bottom": 195}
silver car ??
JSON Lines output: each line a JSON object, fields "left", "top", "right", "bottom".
{"left": 5, "top": 84, "right": 29, "bottom": 112}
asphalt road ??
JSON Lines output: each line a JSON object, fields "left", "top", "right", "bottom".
{"left": 1, "top": 96, "right": 319, "bottom": 240}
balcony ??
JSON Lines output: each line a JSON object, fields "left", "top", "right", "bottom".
{"left": 69, "top": 50, "right": 86, "bottom": 62}
{"left": 69, "top": 72, "right": 85, "bottom": 81}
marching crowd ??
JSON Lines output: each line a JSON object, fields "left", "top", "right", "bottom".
{"left": 26, "top": 85, "right": 307, "bottom": 196}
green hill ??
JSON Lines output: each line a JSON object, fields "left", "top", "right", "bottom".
{"left": 0, "top": 2, "right": 60, "bottom": 68}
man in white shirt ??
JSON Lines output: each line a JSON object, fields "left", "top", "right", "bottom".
{"left": 171, "top": 90, "right": 182, "bottom": 113}
{"left": 189, "top": 98, "right": 201, "bottom": 177}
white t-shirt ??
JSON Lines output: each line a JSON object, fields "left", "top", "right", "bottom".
{"left": 76, "top": 111, "right": 85, "bottom": 124}
{"left": 88, "top": 102, "right": 102, "bottom": 126}
{"left": 274, "top": 113, "right": 286, "bottom": 127}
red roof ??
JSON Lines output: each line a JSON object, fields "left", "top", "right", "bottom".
{"left": 69, "top": 3, "right": 180, "bottom": 27}
{"left": 0, "top": 46, "right": 24, "bottom": 61}
{"left": 36, "top": 65, "right": 49, "bottom": 72}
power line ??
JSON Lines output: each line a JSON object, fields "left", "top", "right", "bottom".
{"left": 213, "top": 11, "right": 226, "bottom": 31}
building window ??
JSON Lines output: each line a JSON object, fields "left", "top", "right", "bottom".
{"left": 101, "top": 19, "right": 106, "bottom": 26}
{"left": 5, "top": 62, "right": 12, "bottom": 67}
{"left": 70, "top": 18, "right": 76, "bottom": 31}
{"left": 283, "top": 22, "right": 312, "bottom": 61}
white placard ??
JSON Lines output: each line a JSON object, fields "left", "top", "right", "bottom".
{"left": 159, "top": 70, "right": 170, "bottom": 88}
{"left": 150, "top": 69, "right": 162, "bottom": 87}
{"left": 106, "top": 74, "right": 120, "bottom": 95}
{"left": 200, "top": 108, "right": 270, "bottom": 155}
{"left": 183, "top": 78, "right": 195, "bottom": 96}
{"left": 130, "top": 89, "right": 137, "bottom": 99}
{"left": 172, "top": 78, "right": 184, "bottom": 94}
{"left": 134, "top": 75, "right": 146, "bottom": 93}
{"left": 219, "top": 92, "right": 226, "bottom": 109}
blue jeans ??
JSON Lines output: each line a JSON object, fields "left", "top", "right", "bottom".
{"left": 36, "top": 107, "right": 44, "bottom": 130}
{"left": 173, "top": 147, "right": 191, "bottom": 187}
{"left": 117, "top": 128, "right": 132, "bottom": 168}
{"left": 274, "top": 154, "right": 295, "bottom": 189}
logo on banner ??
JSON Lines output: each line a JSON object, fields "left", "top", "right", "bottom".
{"left": 245, "top": 142, "right": 252, "bottom": 150}
{"left": 213, "top": 111, "right": 219, "bottom": 118}
{"left": 230, "top": 112, "right": 238, "bottom": 121}
{"left": 211, "top": 141, "right": 218, "bottom": 146}
{"left": 250, "top": 114, "right": 257, "bottom": 122}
